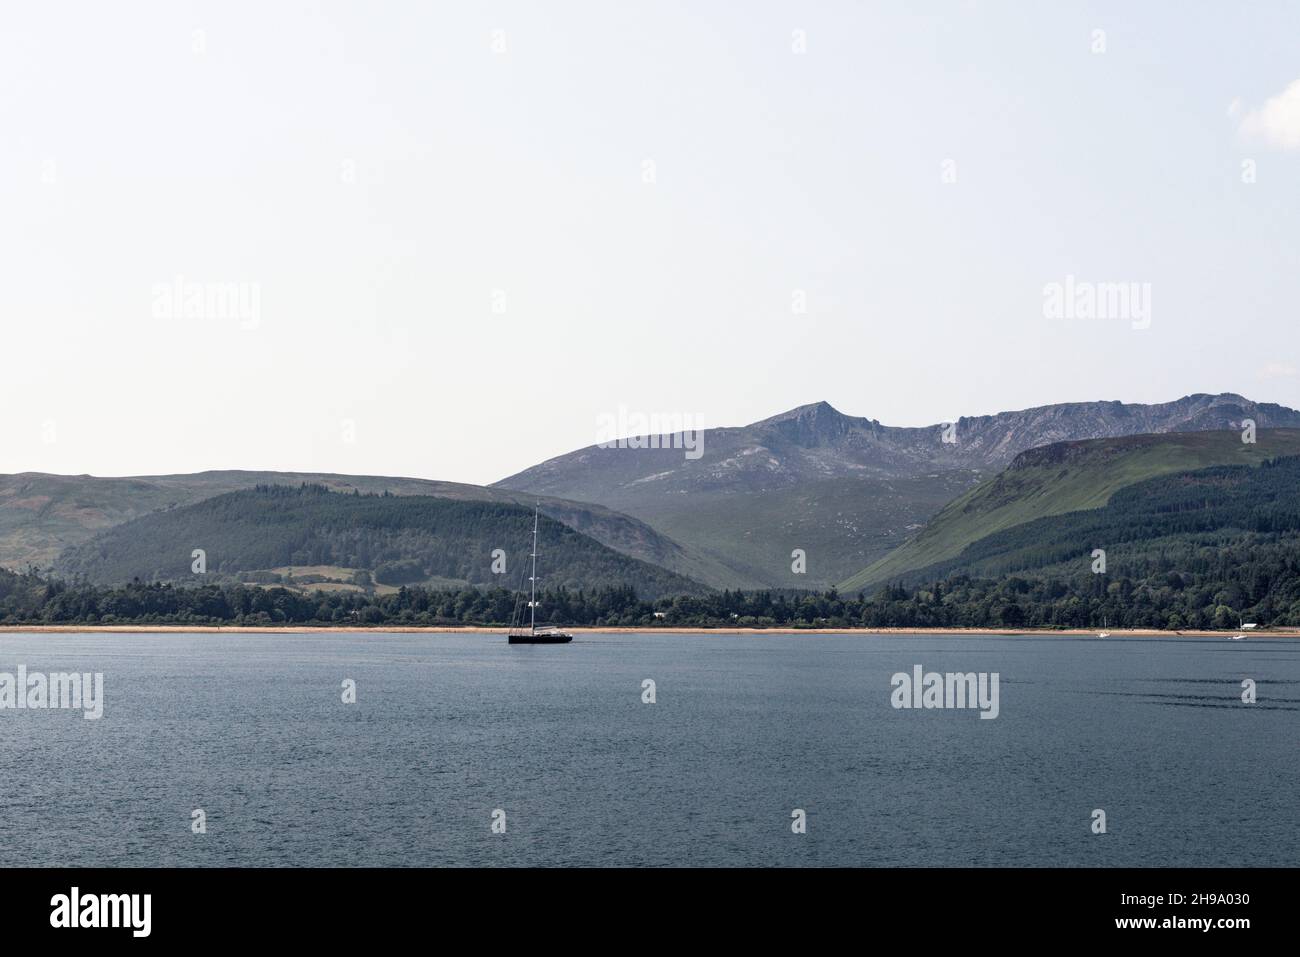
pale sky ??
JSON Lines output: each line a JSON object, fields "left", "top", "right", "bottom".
{"left": 3, "top": 1, "right": 1299, "bottom": 486}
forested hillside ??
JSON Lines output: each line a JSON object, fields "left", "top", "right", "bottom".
{"left": 53, "top": 484, "right": 704, "bottom": 599}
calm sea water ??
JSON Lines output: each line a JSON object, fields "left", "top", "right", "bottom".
{"left": 0, "top": 631, "right": 1295, "bottom": 867}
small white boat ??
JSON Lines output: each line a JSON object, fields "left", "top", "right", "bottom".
{"left": 506, "top": 504, "right": 573, "bottom": 644}
{"left": 1227, "top": 634, "right": 1247, "bottom": 641}
{"left": 1097, "top": 631, "right": 1110, "bottom": 639}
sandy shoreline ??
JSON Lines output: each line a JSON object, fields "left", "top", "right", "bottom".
{"left": 0, "top": 624, "right": 1294, "bottom": 638}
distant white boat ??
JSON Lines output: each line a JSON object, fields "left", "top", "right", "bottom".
{"left": 1227, "top": 634, "right": 1247, "bottom": 641}
{"left": 1097, "top": 631, "right": 1111, "bottom": 639}
{"left": 506, "top": 505, "right": 573, "bottom": 645}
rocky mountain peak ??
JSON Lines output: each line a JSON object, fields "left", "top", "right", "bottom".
{"left": 755, "top": 401, "right": 861, "bottom": 445}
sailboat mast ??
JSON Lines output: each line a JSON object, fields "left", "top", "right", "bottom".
{"left": 529, "top": 504, "right": 538, "bottom": 635}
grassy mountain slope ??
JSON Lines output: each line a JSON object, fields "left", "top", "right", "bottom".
{"left": 54, "top": 484, "right": 705, "bottom": 598}
{"left": 897, "top": 454, "right": 1300, "bottom": 600}
{"left": 618, "top": 471, "right": 980, "bottom": 590}
{"left": 0, "top": 470, "right": 739, "bottom": 587}
{"left": 841, "top": 429, "right": 1300, "bottom": 591}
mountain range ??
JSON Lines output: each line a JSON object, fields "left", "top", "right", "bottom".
{"left": 4, "top": 392, "right": 1299, "bottom": 599}
{"left": 495, "top": 393, "right": 1300, "bottom": 588}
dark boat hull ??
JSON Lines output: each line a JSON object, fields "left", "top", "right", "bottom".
{"left": 508, "top": 632, "right": 573, "bottom": 644}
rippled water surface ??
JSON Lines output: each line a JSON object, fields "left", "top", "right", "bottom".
{"left": 0, "top": 631, "right": 1295, "bottom": 866}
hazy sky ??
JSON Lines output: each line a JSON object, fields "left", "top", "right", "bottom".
{"left": 4, "top": 1, "right": 1299, "bottom": 485}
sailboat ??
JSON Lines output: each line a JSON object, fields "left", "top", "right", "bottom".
{"left": 1097, "top": 615, "right": 1110, "bottom": 639}
{"left": 507, "top": 504, "right": 573, "bottom": 645}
